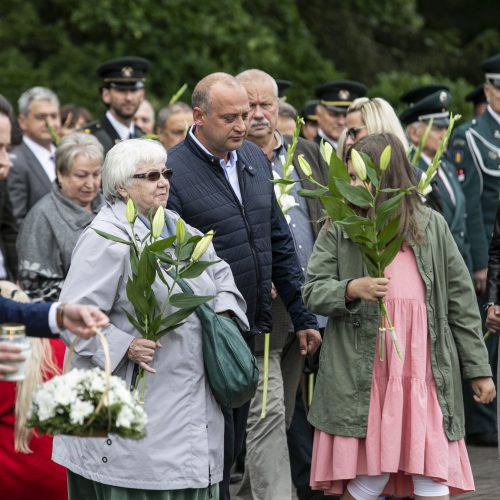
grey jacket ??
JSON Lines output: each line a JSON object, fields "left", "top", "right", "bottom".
{"left": 52, "top": 200, "right": 249, "bottom": 490}
{"left": 7, "top": 142, "right": 53, "bottom": 222}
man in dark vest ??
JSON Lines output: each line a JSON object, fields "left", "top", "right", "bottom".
{"left": 83, "top": 56, "right": 150, "bottom": 154}
{"left": 166, "top": 72, "right": 321, "bottom": 500}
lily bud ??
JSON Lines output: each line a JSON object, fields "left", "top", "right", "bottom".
{"left": 125, "top": 198, "right": 136, "bottom": 224}
{"left": 176, "top": 218, "right": 186, "bottom": 244}
{"left": 192, "top": 230, "right": 215, "bottom": 261}
{"left": 379, "top": 145, "right": 391, "bottom": 172}
{"left": 151, "top": 206, "right": 165, "bottom": 239}
{"left": 322, "top": 141, "right": 333, "bottom": 165}
{"left": 297, "top": 154, "right": 312, "bottom": 177}
{"left": 351, "top": 149, "right": 367, "bottom": 181}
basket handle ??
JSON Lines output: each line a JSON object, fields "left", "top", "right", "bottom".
{"left": 64, "top": 327, "right": 113, "bottom": 430}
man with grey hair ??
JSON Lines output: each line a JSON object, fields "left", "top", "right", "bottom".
{"left": 236, "top": 68, "right": 327, "bottom": 500}
{"left": 7, "top": 86, "right": 61, "bottom": 222}
{"left": 157, "top": 102, "right": 193, "bottom": 150}
{"left": 166, "top": 72, "right": 321, "bottom": 500}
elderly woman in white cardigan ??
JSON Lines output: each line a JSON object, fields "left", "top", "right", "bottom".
{"left": 52, "top": 139, "right": 248, "bottom": 500}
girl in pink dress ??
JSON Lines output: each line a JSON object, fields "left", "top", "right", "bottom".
{"left": 303, "top": 133, "right": 496, "bottom": 499}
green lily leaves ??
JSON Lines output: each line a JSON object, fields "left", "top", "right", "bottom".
{"left": 94, "top": 200, "right": 218, "bottom": 342}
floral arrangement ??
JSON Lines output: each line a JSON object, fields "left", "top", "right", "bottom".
{"left": 27, "top": 366, "right": 147, "bottom": 439}
{"left": 95, "top": 200, "right": 217, "bottom": 402}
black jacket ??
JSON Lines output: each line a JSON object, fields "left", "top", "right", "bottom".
{"left": 167, "top": 131, "right": 318, "bottom": 335}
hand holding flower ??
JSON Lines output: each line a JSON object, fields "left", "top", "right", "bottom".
{"left": 128, "top": 338, "right": 161, "bottom": 374}
{"left": 346, "top": 277, "right": 390, "bottom": 302}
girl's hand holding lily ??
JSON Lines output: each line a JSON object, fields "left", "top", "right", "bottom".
{"left": 346, "top": 277, "right": 390, "bottom": 302}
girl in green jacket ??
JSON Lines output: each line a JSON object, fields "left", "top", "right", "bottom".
{"left": 303, "top": 133, "right": 495, "bottom": 500}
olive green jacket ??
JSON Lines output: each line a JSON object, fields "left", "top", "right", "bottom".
{"left": 303, "top": 206, "right": 492, "bottom": 441}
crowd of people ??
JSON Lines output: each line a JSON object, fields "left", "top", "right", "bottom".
{"left": 0, "top": 50, "right": 500, "bottom": 500}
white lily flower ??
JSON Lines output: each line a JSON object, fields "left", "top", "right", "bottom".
{"left": 351, "top": 149, "right": 367, "bottom": 181}
{"left": 280, "top": 193, "right": 299, "bottom": 212}
{"left": 322, "top": 141, "right": 333, "bottom": 165}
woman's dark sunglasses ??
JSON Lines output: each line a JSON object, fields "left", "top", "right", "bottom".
{"left": 346, "top": 125, "right": 367, "bottom": 140}
{"left": 132, "top": 168, "right": 173, "bottom": 182}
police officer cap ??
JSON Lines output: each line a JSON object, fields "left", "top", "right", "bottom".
{"left": 399, "top": 84, "right": 450, "bottom": 105}
{"left": 97, "top": 56, "right": 150, "bottom": 90}
{"left": 276, "top": 79, "right": 292, "bottom": 98}
{"left": 314, "top": 80, "right": 367, "bottom": 112}
{"left": 301, "top": 100, "right": 319, "bottom": 122}
{"left": 399, "top": 89, "right": 452, "bottom": 127}
{"left": 481, "top": 53, "right": 500, "bottom": 88}
{"left": 465, "top": 84, "right": 487, "bottom": 106}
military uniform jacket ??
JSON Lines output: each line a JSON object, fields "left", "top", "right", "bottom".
{"left": 448, "top": 109, "right": 500, "bottom": 271}
{"left": 414, "top": 155, "right": 471, "bottom": 270}
{"left": 83, "top": 114, "right": 144, "bottom": 155}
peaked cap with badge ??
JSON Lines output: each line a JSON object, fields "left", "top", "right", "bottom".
{"left": 399, "top": 88, "right": 452, "bottom": 127}
{"left": 97, "top": 56, "right": 150, "bottom": 90}
{"left": 314, "top": 80, "right": 367, "bottom": 113}
{"left": 82, "top": 56, "right": 151, "bottom": 154}
{"left": 399, "top": 84, "right": 450, "bottom": 105}
{"left": 482, "top": 52, "right": 500, "bottom": 88}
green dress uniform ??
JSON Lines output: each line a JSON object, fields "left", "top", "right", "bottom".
{"left": 448, "top": 108, "right": 500, "bottom": 444}
{"left": 83, "top": 115, "right": 144, "bottom": 155}
{"left": 447, "top": 110, "right": 500, "bottom": 274}
{"left": 414, "top": 154, "right": 472, "bottom": 270}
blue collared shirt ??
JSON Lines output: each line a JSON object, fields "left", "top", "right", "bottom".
{"left": 189, "top": 127, "right": 242, "bottom": 202}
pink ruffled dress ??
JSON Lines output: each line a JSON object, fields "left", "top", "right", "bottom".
{"left": 310, "top": 246, "right": 474, "bottom": 497}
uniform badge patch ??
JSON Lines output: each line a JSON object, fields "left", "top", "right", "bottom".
{"left": 456, "top": 168, "right": 465, "bottom": 182}
{"left": 452, "top": 138, "right": 465, "bottom": 147}
{"left": 454, "top": 151, "right": 463, "bottom": 164}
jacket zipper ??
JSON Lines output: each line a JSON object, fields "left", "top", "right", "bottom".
{"left": 218, "top": 163, "right": 263, "bottom": 326}
{"left": 208, "top": 464, "right": 212, "bottom": 498}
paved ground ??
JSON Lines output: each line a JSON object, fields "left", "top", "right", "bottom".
{"left": 461, "top": 445, "right": 499, "bottom": 499}
{"left": 230, "top": 445, "right": 499, "bottom": 499}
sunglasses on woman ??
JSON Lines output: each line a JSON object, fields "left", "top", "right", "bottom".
{"left": 346, "top": 126, "right": 367, "bottom": 140}
{"left": 132, "top": 168, "right": 173, "bottom": 182}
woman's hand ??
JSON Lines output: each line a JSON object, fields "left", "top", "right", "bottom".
{"left": 128, "top": 338, "right": 161, "bottom": 373}
{"left": 0, "top": 343, "right": 25, "bottom": 379}
{"left": 346, "top": 277, "right": 390, "bottom": 302}
{"left": 471, "top": 377, "right": 496, "bottom": 404}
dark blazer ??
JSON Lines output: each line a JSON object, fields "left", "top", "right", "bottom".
{"left": 0, "top": 181, "right": 18, "bottom": 280}
{"left": 7, "top": 142, "right": 53, "bottom": 222}
{"left": 0, "top": 295, "right": 54, "bottom": 337}
{"left": 83, "top": 115, "right": 144, "bottom": 155}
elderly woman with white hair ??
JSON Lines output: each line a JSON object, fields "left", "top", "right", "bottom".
{"left": 51, "top": 138, "right": 248, "bottom": 500}
{"left": 17, "top": 132, "right": 104, "bottom": 302}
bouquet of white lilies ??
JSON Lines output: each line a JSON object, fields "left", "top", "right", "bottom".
{"left": 27, "top": 366, "right": 147, "bottom": 439}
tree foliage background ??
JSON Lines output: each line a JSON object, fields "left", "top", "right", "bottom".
{"left": 0, "top": 0, "right": 498, "bottom": 121}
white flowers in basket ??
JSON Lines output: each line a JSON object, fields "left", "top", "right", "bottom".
{"left": 27, "top": 366, "right": 147, "bottom": 439}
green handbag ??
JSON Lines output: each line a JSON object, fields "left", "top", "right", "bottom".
{"left": 176, "top": 278, "right": 259, "bottom": 408}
